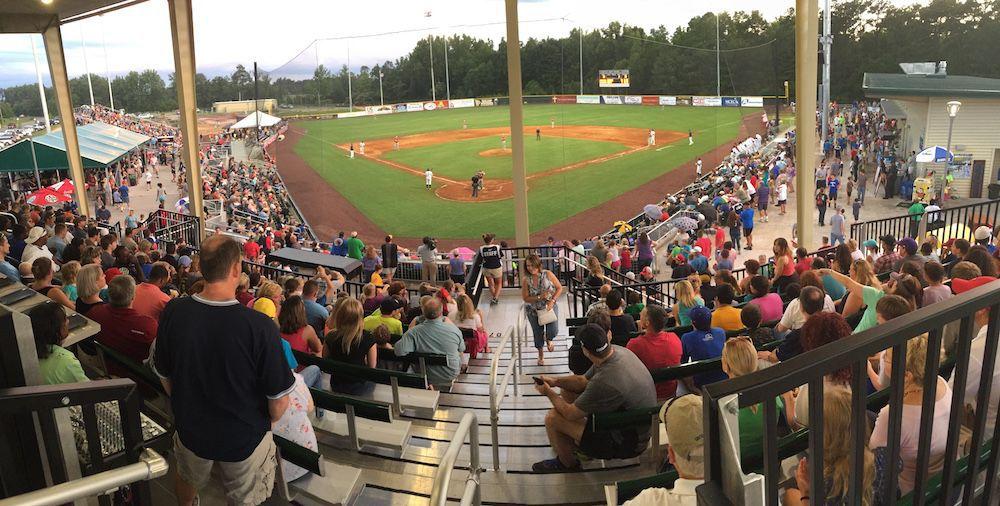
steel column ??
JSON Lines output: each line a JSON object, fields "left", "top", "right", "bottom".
{"left": 794, "top": 0, "right": 819, "bottom": 250}
{"left": 167, "top": 0, "right": 205, "bottom": 237}
{"left": 504, "top": 0, "right": 531, "bottom": 246}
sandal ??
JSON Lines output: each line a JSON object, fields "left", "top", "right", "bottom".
{"left": 546, "top": 341, "right": 556, "bottom": 353}
{"left": 531, "top": 457, "right": 581, "bottom": 474}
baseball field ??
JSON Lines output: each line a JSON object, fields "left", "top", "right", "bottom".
{"left": 274, "top": 103, "right": 762, "bottom": 242}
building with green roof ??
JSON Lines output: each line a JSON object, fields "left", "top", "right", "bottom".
{"left": 863, "top": 72, "right": 1000, "bottom": 198}
{"left": 0, "top": 122, "right": 151, "bottom": 173}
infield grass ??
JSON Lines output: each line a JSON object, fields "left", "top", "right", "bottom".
{"left": 291, "top": 104, "right": 749, "bottom": 238}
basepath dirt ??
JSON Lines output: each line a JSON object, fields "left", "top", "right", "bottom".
{"left": 273, "top": 113, "right": 764, "bottom": 249}
{"left": 478, "top": 148, "right": 510, "bottom": 157}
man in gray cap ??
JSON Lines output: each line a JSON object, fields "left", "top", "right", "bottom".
{"left": 624, "top": 395, "right": 706, "bottom": 505}
{"left": 531, "top": 323, "right": 656, "bottom": 473}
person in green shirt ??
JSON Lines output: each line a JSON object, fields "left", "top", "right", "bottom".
{"left": 346, "top": 231, "right": 365, "bottom": 260}
{"left": 819, "top": 267, "right": 886, "bottom": 334}
{"left": 722, "top": 336, "right": 785, "bottom": 456}
{"left": 907, "top": 200, "right": 925, "bottom": 238}
{"left": 363, "top": 297, "right": 405, "bottom": 336}
{"left": 29, "top": 302, "right": 89, "bottom": 385}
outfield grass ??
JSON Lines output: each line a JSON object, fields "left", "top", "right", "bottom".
{"left": 292, "top": 104, "right": 749, "bottom": 238}
{"left": 381, "top": 135, "right": 628, "bottom": 180}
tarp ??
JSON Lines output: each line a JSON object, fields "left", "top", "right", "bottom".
{"left": 230, "top": 111, "right": 282, "bottom": 130}
{"left": 0, "top": 122, "right": 151, "bottom": 173}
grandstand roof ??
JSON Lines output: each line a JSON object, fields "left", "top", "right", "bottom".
{"left": 0, "top": 122, "right": 150, "bottom": 173}
{"left": 1, "top": 0, "right": 129, "bottom": 32}
{"left": 863, "top": 73, "right": 1000, "bottom": 99}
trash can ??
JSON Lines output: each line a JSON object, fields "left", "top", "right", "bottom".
{"left": 989, "top": 183, "right": 1000, "bottom": 200}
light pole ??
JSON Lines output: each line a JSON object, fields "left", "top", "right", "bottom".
{"left": 443, "top": 36, "right": 451, "bottom": 102}
{"left": 378, "top": 70, "right": 384, "bottom": 106}
{"left": 942, "top": 100, "right": 961, "bottom": 200}
{"left": 819, "top": 0, "right": 832, "bottom": 153}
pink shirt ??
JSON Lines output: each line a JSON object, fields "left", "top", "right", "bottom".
{"left": 132, "top": 282, "right": 171, "bottom": 321}
{"left": 750, "top": 293, "right": 784, "bottom": 323}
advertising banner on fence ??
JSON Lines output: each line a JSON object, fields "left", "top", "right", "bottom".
{"left": 623, "top": 95, "right": 642, "bottom": 105}
{"left": 337, "top": 110, "right": 368, "bottom": 118}
{"left": 677, "top": 97, "right": 691, "bottom": 106}
{"left": 553, "top": 95, "right": 577, "bottom": 104}
{"left": 449, "top": 98, "right": 475, "bottom": 109}
{"left": 475, "top": 98, "right": 498, "bottom": 107}
{"left": 394, "top": 104, "right": 407, "bottom": 113}
{"left": 576, "top": 95, "right": 601, "bottom": 104}
{"left": 659, "top": 96, "right": 677, "bottom": 106}
{"left": 598, "top": 69, "right": 630, "bottom": 88}
{"left": 705, "top": 96, "right": 722, "bottom": 107}
{"left": 602, "top": 95, "right": 623, "bottom": 105}
{"left": 740, "top": 96, "right": 764, "bottom": 107}
{"left": 692, "top": 96, "right": 706, "bottom": 106}
{"left": 364, "top": 105, "right": 394, "bottom": 115}
{"left": 722, "top": 97, "right": 740, "bottom": 107}
{"left": 406, "top": 102, "right": 424, "bottom": 112}
{"left": 641, "top": 96, "right": 659, "bottom": 105}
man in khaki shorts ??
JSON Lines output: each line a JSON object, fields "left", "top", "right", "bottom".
{"left": 155, "top": 235, "right": 294, "bottom": 505}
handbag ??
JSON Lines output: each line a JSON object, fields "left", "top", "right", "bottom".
{"left": 535, "top": 307, "right": 557, "bottom": 326}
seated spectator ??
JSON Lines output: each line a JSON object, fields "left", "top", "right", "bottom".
{"left": 921, "top": 261, "right": 952, "bottom": 307}
{"left": 964, "top": 245, "right": 998, "bottom": 278}
{"left": 782, "top": 312, "right": 853, "bottom": 428}
{"left": 360, "top": 282, "right": 386, "bottom": 315}
{"left": 279, "top": 296, "right": 324, "bottom": 357}
{"left": 394, "top": 296, "right": 464, "bottom": 391}
{"left": 759, "top": 286, "right": 826, "bottom": 363}
{"left": 271, "top": 370, "right": 318, "bottom": 483}
{"left": 88, "top": 275, "right": 157, "bottom": 370}
{"left": 21, "top": 227, "right": 56, "bottom": 270}
{"left": 738, "top": 259, "right": 760, "bottom": 294}
{"left": 363, "top": 296, "right": 405, "bottom": 336}
{"left": 948, "top": 277, "right": 1000, "bottom": 436}
{"left": 586, "top": 284, "right": 613, "bottom": 317}
{"left": 252, "top": 281, "right": 282, "bottom": 319}
{"left": 671, "top": 280, "right": 704, "bottom": 327}
{"left": 680, "top": 307, "right": 728, "bottom": 392}
{"left": 75, "top": 264, "right": 107, "bottom": 315}
{"left": 867, "top": 295, "right": 914, "bottom": 390}
{"left": 627, "top": 305, "right": 682, "bottom": 399}
{"left": 669, "top": 254, "right": 694, "bottom": 280}
{"left": 606, "top": 289, "right": 637, "bottom": 345}
{"left": 29, "top": 258, "right": 74, "bottom": 310}
{"left": 532, "top": 324, "right": 656, "bottom": 472}
{"left": 721, "top": 336, "right": 784, "bottom": 456}
{"left": 874, "top": 235, "right": 900, "bottom": 274}
{"left": 793, "top": 247, "right": 812, "bottom": 275}
{"left": 324, "top": 297, "right": 377, "bottom": 396}
{"left": 688, "top": 247, "right": 709, "bottom": 275}
{"left": 453, "top": 293, "right": 488, "bottom": 357}
{"left": 892, "top": 237, "right": 925, "bottom": 272}
{"left": 741, "top": 303, "right": 775, "bottom": 347}
{"left": 29, "top": 302, "right": 87, "bottom": 384}
{"left": 710, "top": 284, "right": 743, "bottom": 331}
{"left": 302, "top": 276, "right": 333, "bottom": 336}
{"left": 235, "top": 272, "right": 254, "bottom": 307}
{"left": 784, "top": 387, "right": 883, "bottom": 506}
{"left": 132, "top": 262, "right": 172, "bottom": 321}
{"left": 623, "top": 395, "right": 706, "bottom": 505}
{"left": 776, "top": 271, "right": 835, "bottom": 334}
{"left": 869, "top": 333, "right": 951, "bottom": 495}
{"left": 747, "top": 275, "right": 783, "bottom": 323}
{"left": 624, "top": 290, "right": 644, "bottom": 319}
{"left": 0, "top": 234, "right": 20, "bottom": 280}
{"left": 60, "top": 261, "right": 81, "bottom": 302}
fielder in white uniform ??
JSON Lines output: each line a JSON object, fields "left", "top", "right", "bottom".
{"left": 425, "top": 169, "right": 433, "bottom": 189}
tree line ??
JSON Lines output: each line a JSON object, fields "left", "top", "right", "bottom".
{"left": 1, "top": 0, "right": 998, "bottom": 118}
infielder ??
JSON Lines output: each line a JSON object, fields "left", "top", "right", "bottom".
{"left": 425, "top": 169, "right": 433, "bottom": 189}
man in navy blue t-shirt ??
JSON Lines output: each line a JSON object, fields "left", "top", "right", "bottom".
{"left": 155, "top": 235, "right": 293, "bottom": 504}
{"left": 679, "top": 306, "right": 728, "bottom": 392}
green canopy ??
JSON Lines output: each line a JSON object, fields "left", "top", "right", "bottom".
{"left": 0, "top": 122, "right": 151, "bottom": 173}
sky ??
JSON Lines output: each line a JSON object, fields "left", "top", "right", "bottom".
{"left": 0, "top": 0, "right": 920, "bottom": 89}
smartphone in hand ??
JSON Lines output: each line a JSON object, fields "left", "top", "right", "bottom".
{"left": 532, "top": 376, "right": 544, "bottom": 385}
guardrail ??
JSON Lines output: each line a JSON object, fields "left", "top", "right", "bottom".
{"left": 429, "top": 412, "right": 483, "bottom": 506}
{"left": 850, "top": 198, "right": 1000, "bottom": 245}
{"left": 488, "top": 323, "right": 522, "bottom": 470}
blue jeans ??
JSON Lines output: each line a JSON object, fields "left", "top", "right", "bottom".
{"left": 526, "top": 304, "right": 559, "bottom": 350}
{"left": 831, "top": 233, "right": 845, "bottom": 246}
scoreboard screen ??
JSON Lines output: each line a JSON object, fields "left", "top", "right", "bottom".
{"left": 598, "top": 69, "right": 630, "bottom": 88}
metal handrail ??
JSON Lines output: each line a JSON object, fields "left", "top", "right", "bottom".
{"left": 429, "top": 412, "right": 482, "bottom": 506}
{"left": 488, "top": 324, "right": 520, "bottom": 470}
{"left": 0, "top": 449, "right": 168, "bottom": 506}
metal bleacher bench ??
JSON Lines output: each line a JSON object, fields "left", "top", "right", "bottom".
{"left": 274, "top": 434, "right": 362, "bottom": 505}
{"left": 293, "top": 350, "right": 441, "bottom": 414}
{"left": 308, "top": 388, "right": 412, "bottom": 453}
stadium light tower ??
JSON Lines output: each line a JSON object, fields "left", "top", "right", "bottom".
{"left": 29, "top": 35, "right": 51, "bottom": 133}
{"left": 426, "top": 10, "right": 436, "bottom": 101}
{"left": 819, "top": 0, "right": 832, "bottom": 153}
{"left": 100, "top": 14, "right": 115, "bottom": 110}
{"left": 378, "top": 70, "right": 384, "bottom": 106}
{"left": 80, "top": 26, "right": 95, "bottom": 106}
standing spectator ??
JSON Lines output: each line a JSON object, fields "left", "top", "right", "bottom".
{"left": 680, "top": 307, "right": 728, "bottom": 392}
{"left": 448, "top": 251, "right": 466, "bottom": 284}
{"left": 521, "top": 254, "right": 563, "bottom": 365}
{"left": 815, "top": 187, "right": 829, "bottom": 226}
{"left": 481, "top": 233, "right": 504, "bottom": 305}
{"left": 626, "top": 306, "right": 682, "bottom": 399}
{"left": 345, "top": 231, "right": 364, "bottom": 260}
{"left": 949, "top": 277, "right": 1000, "bottom": 439}
{"left": 771, "top": 238, "right": 798, "bottom": 294}
{"left": 153, "top": 235, "right": 294, "bottom": 505}
{"left": 394, "top": 297, "right": 464, "bottom": 391}
{"left": 830, "top": 208, "right": 847, "bottom": 246}
{"left": 739, "top": 204, "right": 755, "bottom": 250}
{"left": 380, "top": 235, "right": 399, "bottom": 281}
{"left": 417, "top": 236, "right": 439, "bottom": 283}
{"left": 828, "top": 174, "right": 841, "bottom": 208}
{"left": 907, "top": 199, "right": 925, "bottom": 238}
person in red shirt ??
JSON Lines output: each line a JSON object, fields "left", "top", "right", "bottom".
{"left": 626, "top": 305, "right": 682, "bottom": 399}
{"left": 243, "top": 236, "right": 260, "bottom": 260}
{"left": 88, "top": 275, "right": 158, "bottom": 373}
{"left": 132, "top": 262, "right": 173, "bottom": 321}
{"left": 695, "top": 231, "right": 713, "bottom": 260}
{"left": 714, "top": 226, "right": 726, "bottom": 251}
{"left": 793, "top": 247, "right": 812, "bottom": 275}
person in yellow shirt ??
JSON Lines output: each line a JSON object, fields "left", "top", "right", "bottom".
{"left": 710, "top": 285, "right": 744, "bottom": 331}
{"left": 252, "top": 281, "right": 282, "bottom": 319}
{"left": 370, "top": 264, "right": 384, "bottom": 287}
{"left": 363, "top": 297, "right": 405, "bottom": 336}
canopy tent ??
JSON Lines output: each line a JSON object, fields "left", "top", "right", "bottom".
{"left": 0, "top": 122, "right": 151, "bottom": 173}
{"left": 229, "top": 111, "right": 282, "bottom": 130}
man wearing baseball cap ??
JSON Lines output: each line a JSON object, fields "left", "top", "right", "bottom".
{"left": 363, "top": 296, "right": 405, "bottom": 336}
{"left": 892, "top": 236, "right": 925, "bottom": 272}
{"left": 974, "top": 225, "right": 996, "bottom": 254}
{"left": 689, "top": 246, "right": 709, "bottom": 275}
{"left": 679, "top": 306, "right": 728, "bottom": 392}
{"left": 669, "top": 255, "right": 693, "bottom": 280}
{"left": 948, "top": 276, "right": 1000, "bottom": 439}
{"left": 874, "top": 235, "right": 899, "bottom": 274}
{"left": 623, "top": 395, "right": 705, "bottom": 505}
{"left": 531, "top": 323, "right": 656, "bottom": 473}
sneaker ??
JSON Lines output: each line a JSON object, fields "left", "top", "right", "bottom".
{"left": 531, "top": 458, "right": 580, "bottom": 474}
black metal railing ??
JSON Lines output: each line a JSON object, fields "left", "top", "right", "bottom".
{"left": 698, "top": 279, "right": 1000, "bottom": 506}
{"left": 850, "top": 198, "right": 1000, "bottom": 245}
{"left": 143, "top": 209, "right": 201, "bottom": 248}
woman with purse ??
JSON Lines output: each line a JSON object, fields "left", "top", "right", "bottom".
{"left": 521, "top": 254, "right": 563, "bottom": 366}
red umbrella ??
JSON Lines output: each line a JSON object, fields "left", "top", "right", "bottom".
{"left": 49, "top": 178, "right": 75, "bottom": 195}
{"left": 25, "top": 188, "right": 72, "bottom": 207}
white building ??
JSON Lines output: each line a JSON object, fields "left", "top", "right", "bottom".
{"left": 863, "top": 72, "right": 1000, "bottom": 198}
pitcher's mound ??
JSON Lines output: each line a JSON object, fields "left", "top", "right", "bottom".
{"left": 478, "top": 148, "right": 511, "bottom": 157}
{"left": 436, "top": 180, "right": 519, "bottom": 202}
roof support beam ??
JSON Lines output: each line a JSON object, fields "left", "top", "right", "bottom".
{"left": 42, "top": 20, "right": 90, "bottom": 216}
{"left": 167, "top": 0, "right": 204, "bottom": 238}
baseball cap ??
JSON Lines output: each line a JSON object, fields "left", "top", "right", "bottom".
{"left": 380, "top": 297, "right": 405, "bottom": 314}
{"left": 692, "top": 246, "right": 703, "bottom": 253}
{"left": 689, "top": 306, "right": 712, "bottom": 330}
{"left": 659, "top": 394, "right": 704, "bottom": 460}
{"left": 641, "top": 266, "right": 653, "bottom": 276}
{"left": 974, "top": 226, "right": 993, "bottom": 241}
{"left": 674, "top": 254, "right": 687, "bottom": 264}
{"left": 897, "top": 237, "right": 918, "bottom": 255}
{"left": 863, "top": 239, "right": 878, "bottom": 249}
{"left": 178, "top": 255, "right": 193, "bottom": 267}
{"left": 952, "top": 276, "right": 997, "bottom": 295}
{"left": 577, "top": 324, "right": 610, "bottom": 356}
